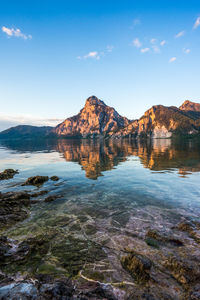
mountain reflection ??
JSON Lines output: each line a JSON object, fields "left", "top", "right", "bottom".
{"left": 1, "top": 138, "right": 200, "bottom": 179}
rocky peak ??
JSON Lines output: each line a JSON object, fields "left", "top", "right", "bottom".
{"left": 179, "top": 100, "right": 200, "bottom": 112}
{"left": 84, "top": 96, "right": 106, "bottom": 107}
{"left": 54, "top": 96, "right": 130, "bottom": 137}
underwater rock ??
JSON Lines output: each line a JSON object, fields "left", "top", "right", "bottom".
{"left": 145, "top": 229, "right": 184, "bottom": 248}
{"left": 44, "top": 195, "right": 58, "bottom": 202}
{"left": 0, "top": 169, "right": 18, "bottom": 181}
{"left": 31, "top": 190, "right": 48, "bottom": 197}
{"left": 0, "top": 191, "right": 30, "bottom": 230}
{"left": 50, "top": 176, "right": 59, "bottom": 181}
{"left": 0, "top": 277, "right": 118, "bottom": 300}
{"left": 0, "top": 282, "right": 38, "bottom": 299}
{"left": 121, "top": 252, "right": 152, "bottom": 283}
{"left": 22, "top": 175, "right": 49, "bottom": 186}
{"left": 163, "top": 256, "right": 200, "bottom": 287}
{"left": 178, "top": 222, "right": 200, "bottom": 244}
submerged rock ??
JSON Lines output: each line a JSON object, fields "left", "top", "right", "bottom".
{"left": 0, "top": 277, "right": 118, "bottom": 300}
{"left": 178, "top": 221, "right": 200, "bottom": 244}
{"left": 0, "top": 169, "right": 18, "bottom": 180}
{"left": 163, "top": 256, "right": 200, "bottom": 287}
{"left": 22, "top": 176, "right": 49, "bottom": 186}
{"left": 121, "top": 252, "right": 152, "bottom": 283}
{"left": 50, "top": 176, "right": 59, "bottom": 181}
{"left": 31, "top": 190, "right": 48, "bottom": 198}
{"left": 0, "top": 282, "right": 38, "bottom": 299}
{"left": 44, "top": 195, "right": 58, "bottom": 202}
{"left": 145, "top": 229, "right": 184, "bottom": 248}
{"left": 0, "top": 191, "right": 30, "bottom": 230}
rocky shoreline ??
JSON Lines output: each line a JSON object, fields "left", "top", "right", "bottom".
{"left": 0, "top": 169, "right": 200, "bottom": 299}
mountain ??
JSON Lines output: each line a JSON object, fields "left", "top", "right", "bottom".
{"left": 54, "top": 96, "right": 130, "bottom": 137}
{"left": 179, "top": 100, "right": 200, "bottom": 112}
{"left": 0, "top": 97, "right": 200, "bottom": 139}
{"left": 0, "top": 125, "right": 53, "bottom": 139}
{"left": 115, "top": 103, "right": 200, "bottom": 138}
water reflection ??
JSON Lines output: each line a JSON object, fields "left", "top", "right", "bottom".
{"left": 1, "top": 137, "right": 200, "bottom": 179}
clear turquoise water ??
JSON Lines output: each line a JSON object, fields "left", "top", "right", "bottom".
{"left": 0, "top": 138, "right": 200, "bottom": 291}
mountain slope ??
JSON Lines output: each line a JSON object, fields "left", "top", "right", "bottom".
{"left": 0, "top": 125, "right": 53, "bottom": 139}
{"left": 54, "top": 96, "right": 130, "bottom": 137}
{"left": 179, "top": 100, "right": 200, "bottom": 112}
{"left": 115, "top": 103, "right": 200, "bottom": 138}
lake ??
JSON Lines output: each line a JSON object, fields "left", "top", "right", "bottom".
{"left": 0, "top": 138, "right": 200, "bottom": 299}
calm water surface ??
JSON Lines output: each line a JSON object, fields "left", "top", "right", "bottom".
{"left": 0, "top": 138, "right": 200, "bottom": 297}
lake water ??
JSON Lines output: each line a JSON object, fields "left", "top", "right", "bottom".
{"left": 0, "top": 138, "right": 200, "bottom": 299}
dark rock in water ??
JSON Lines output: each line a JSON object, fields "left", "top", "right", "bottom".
{"left": 177, "top": 222, "right": 195, "bottom": 232}
{"left": 44, "top": 195, "right": 58, "bottom": 202}
{"left": 0, "top": 169, "right": 18, "bottom": 180}
{"left": 0, "top": 191, "right": 30, "bottom": 230}
{"left": 178, "top": 222, "right": 200, "bottom": 244}
{"left": 22, "top": 176, "right": 49, "bottom": 186}
{"left": 189, "top": 284, "right": 200, "bottom": 300}
{"left": 163, "top": 256, "right": 200, "bottom": 286}
{"left": 50, "top": 176, "right": 59, "bottom": 181}
{"left": 145, "top": 229, "right": 184, "bottom": 247}
{"left": 0, "top": 277, "right": 117, "bottom": 300}
{"left": 31, "top": 190, "right": 48, "bottom": 197}
{"left": 121, "top": 252, "right": 152, "bottom": 283}
{"left": 0, "top": 236, "right": 12, "bottom": 261}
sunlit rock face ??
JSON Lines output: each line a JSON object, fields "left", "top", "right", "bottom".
{"left": 54, "top": 96, "right": 130, "bottom": 137}
{"left": 115, "top": 103, "right": 200, "bottom": 138}
{"left": 179, "top": 100, "right": 200, "bottom": 112}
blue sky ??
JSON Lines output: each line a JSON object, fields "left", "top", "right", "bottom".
{"left": 0, "top": 0, "right": 200, "bottom": 130}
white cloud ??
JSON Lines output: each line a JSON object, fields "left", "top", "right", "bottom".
{"left": 2, "top": 26, "right": 32, "bottom": 40}
{"left": 152, "top": 45, "right": 160, "bottom": 53}
{"left": 175, "top": 31, "right": 185, "bottom": 38}
{"left": 183, "top": 48, "right": 191, "bottom": 54}
{"left": 150, "top": 38, "right": 157, "bottom": 44}
{"left": 133, "top": 38, "right": 142, "bottom": 48}
{"left": 141, "top": 47, "right": 150, "bottom": 53}
{"left": 193, "top": 17, "right": 200, "bottom": 29}
{"left": 83, "top": 51, "right": 100, "bottom": 60}
{"left": 169, "top": 57, "right": 176, "bottom": 63}
{"left": 160, "top": 40, "right": 166, "bottom": 46}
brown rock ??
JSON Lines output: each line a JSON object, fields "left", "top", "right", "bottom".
{"left": 22, "top": 176, "right": 49, "bottom": 186}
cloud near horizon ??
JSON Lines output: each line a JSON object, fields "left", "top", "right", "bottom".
{"left": 2, "top": 26, "right": 32, "bottom": 39}
{"left": 0, "top": 114, "right": 63, "bottom": 132}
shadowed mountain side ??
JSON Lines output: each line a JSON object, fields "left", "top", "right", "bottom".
{"left": 0, "top": 125, "right": 53, "bottom": 139}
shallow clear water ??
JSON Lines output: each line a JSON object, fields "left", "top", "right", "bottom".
{"left": 1, "top": 138, "right": 200, "bottom": 297}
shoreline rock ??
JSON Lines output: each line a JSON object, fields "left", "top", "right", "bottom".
{"left": 0, "top": 169, "right": 18, "bottom": 181}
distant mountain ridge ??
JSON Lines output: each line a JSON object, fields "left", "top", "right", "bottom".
{"left": 0, "top": 96, "right": 200, "bottom": 139}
